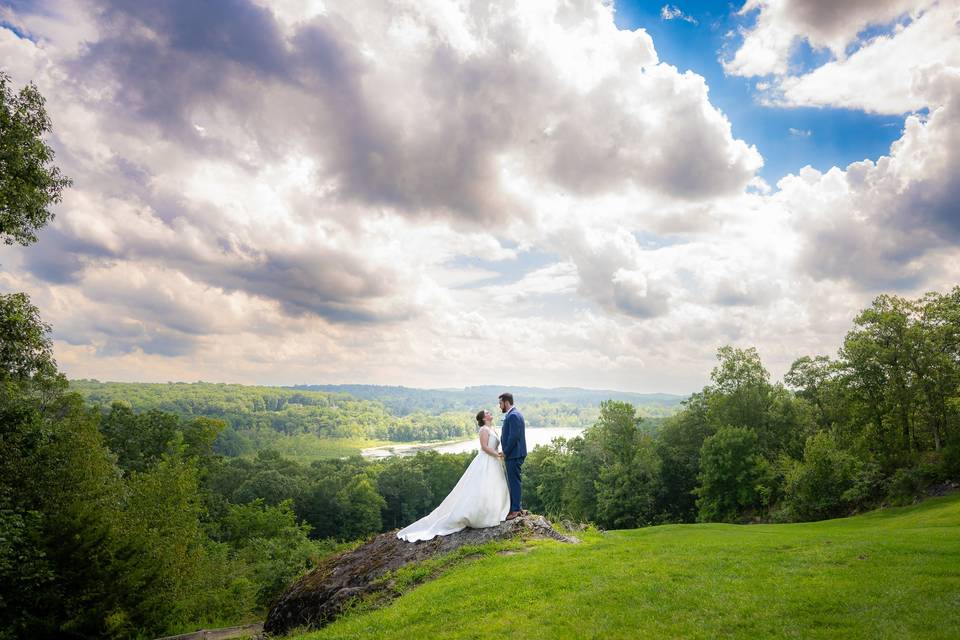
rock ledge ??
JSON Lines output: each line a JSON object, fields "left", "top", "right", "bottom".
{"left": 263, "top": 515, "right": 578, "bottom": 636}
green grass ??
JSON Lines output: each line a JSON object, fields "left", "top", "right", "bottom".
{"left": 293, "top": 494, "right": 960, "bottom": 639}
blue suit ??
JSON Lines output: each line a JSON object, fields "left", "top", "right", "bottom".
{"left": 501, "top": 406, "right": 526, "bottom": 512}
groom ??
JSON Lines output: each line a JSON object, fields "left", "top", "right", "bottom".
{"left": 498, "top": 392, "right": 526, "bottom": 521}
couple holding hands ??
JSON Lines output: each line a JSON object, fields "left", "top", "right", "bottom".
{"left": 397, "top": 393, "right": 527, "bottom": 542}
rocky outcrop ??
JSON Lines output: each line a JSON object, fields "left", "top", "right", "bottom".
{"left": 263, "top": 515, "right": 578, "bottom": 636}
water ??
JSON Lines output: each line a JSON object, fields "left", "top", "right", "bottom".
{"left": 362, "top": 426, "right": 586, "bottom": 459}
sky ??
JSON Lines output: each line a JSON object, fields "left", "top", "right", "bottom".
{"left": 0, "top": 0, "right": 958, "bottom": 394}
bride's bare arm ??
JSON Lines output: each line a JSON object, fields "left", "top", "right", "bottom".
{"left": 479, "top": 427, "right": 499, "bottom": 458}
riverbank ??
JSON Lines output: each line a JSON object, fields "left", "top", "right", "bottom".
{"left": 361, "top": 427, "right": 587, "bottom": 459}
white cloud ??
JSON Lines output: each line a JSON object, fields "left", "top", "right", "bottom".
{"left": 661, "top": 5, "right": 698, "bottom": 25}
{"left": 775, "top": 67, "right": 960, "bottom": 289}
{"left": 725, "top": 0, "right": 960, "bottom": 116}
{"left": 724, "top": 0, "right": 924, "bottom": 77}
{"left": 1, "top": 0, "right": 957, "bottom": 394}
{"left": 775, "top": 4, "right": 960, "bottom": 114}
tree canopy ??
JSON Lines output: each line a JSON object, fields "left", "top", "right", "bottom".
{"left": 0, "top": 71, "right": 71, "bottom": 246}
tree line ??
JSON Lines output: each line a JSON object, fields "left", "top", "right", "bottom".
{"left": 69, "top": 380, "right": 679, "bottom": 453}
{"left": 69, "top": 380, "right": 480, "bottom": 445}
{"left": 522, "top": 290, "right": 960, "bottom": 527}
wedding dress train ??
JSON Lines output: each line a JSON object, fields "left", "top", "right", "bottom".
{"left": 396, "top": 428, "right": 510, "bottom": 542}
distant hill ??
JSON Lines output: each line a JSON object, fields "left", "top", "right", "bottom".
{"left": 292, "top": 384, "right": 688, "bottom": 417}
{"left": 67, "top": 380, "right": 687, "bottom": 458}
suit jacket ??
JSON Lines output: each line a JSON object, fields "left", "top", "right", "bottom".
{"left": 501, "top": 406, "right": 527, "bottom": 459}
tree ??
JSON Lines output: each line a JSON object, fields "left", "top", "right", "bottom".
{"left": 523, "top": 437, "right": 571, "bottom": 518}
{"left": 784, "top": 431, "right": 860, "bottom": 521}
{"left": 695, "top": 426, "right": 766, "bottom": 522}
{"left": 0, "top": 71, "right": 71, "bottom": 246}
{"left": 334, "top": 475, "right": 384, "bottom": 541}
{"left": 0, "top": 292, "right": 65, "bottom": 393}
{"left": 655, "top": 392, "right": 713, "bottom": 522}
{"left": 377, "top": 459, "right": 433, "bottom": 530}
{"left": 590, "top": 401, "right": 661, "bottom": 529}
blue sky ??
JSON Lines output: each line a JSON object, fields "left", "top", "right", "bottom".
{"left": 614, "top": 1, "right": 906, "bottom": 184}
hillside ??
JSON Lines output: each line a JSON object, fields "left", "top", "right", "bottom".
{"left": 295, "top": 494, "right": 960, "bottom": 639}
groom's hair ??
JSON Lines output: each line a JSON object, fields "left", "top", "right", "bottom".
{"left": 498, "top": 392, "right": 514, "bottom": 405}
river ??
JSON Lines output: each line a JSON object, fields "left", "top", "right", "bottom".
{"left": 361, "top": 426, "right": 586, "bottom": 459}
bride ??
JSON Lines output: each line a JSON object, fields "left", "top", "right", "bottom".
{"left": 396, "top": 409, "right": 510, "bottom": 542}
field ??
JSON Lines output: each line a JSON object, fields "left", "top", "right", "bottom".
{"left": 295, "top": 493, "right": 960, "bottom": 639}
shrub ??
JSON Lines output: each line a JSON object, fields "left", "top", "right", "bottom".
{"left": 886, "top": 467, "right": 928, "bottom": 506}
{"left": 785, "top": 431, "right": 859, "bottom": 521}
{"left": 941, "top": 444, "right": 960, "bottom": 482}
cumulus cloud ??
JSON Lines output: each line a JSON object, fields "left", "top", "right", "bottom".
{"left": 775, "top": 3, "right": 960, "bottom": 114}
{"left": 2, "top": 0, "right": 762, "bottom": 337}
{"left": 725, "top": 0, "right": 959, "bottom": 115}
{"left": 724, "top": 0, "right": 923, "bottom": 77}
{"left": 4, "top": 0, "right": 955, "bottom": 393}
{"left": 775, "top": 67, "right": 960, "bottom": 289}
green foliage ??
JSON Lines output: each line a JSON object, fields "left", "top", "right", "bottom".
{"left": 654, "top": 393, "right": 713, "bottom": 522}
{"left": 784, "top": 431, "right": 860, "bottom": 521}
{"left": 520, "top": 401, "right": 663, "bottom": 528}
{"left": 696, "top": 426, "right": 766, "bottom": 522}
{"left": 0, "top": 292, "right": 66, "bottom": 399}
{"left": 335, "top": 475, "right": 386, "bottom": 541}
{"left": 943, "top": 444, "right": 960, "bottom": 481}
{"left": 523, "top": 438, "right": 571, "bottom": 518}
{"left": 376, "top": 459, "right": 434, "bottom": 530}
{"left": 296, "top": 384, "right": 685, "bottom": 420}
{"left": 219, "top": 500, "right": 330, "bottom": 609}
{"left": 885, "top": 467, "right": 929, "bottom": 506}
{"left": 593, "top": 401, "right": 660, "bottom": 529}
{"left": 69, "top": 380, "right": 478, "bottom": 447}
{"left": 99, "top": 403, "right": 222, "bottom": 473}
{"left": 840, "top": 292, "right": 960, "bottom": 464}
{"left": 0, "top": 71, "right": 71, "bottom": 246}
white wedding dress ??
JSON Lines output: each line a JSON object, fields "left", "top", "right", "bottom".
{"left": 397, "top": 427, "right": 510, "bottom": 542}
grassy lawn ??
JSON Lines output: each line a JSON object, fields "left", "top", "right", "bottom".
{"left": 293, "top": 493, "right": 960, "bottom": 639}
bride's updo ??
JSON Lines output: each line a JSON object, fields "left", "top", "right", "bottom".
{"left": 475, "top": 410, "right": 485, "bottom": 428}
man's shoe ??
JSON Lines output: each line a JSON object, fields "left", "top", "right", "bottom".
{"left": 505, "top": 511, "right": 521, "bottom": 521}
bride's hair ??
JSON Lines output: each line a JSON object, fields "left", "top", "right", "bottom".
{"left": 475, "top": 410, "right": 485, "bottom": 428}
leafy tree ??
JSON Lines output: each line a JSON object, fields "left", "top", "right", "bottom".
{"left": 218, "top": 499, "right": 326, "bottom": 609}
{"left": 523, "top": 437, "right": 571, "bottom": 518}
{"left": 0, "top": 71, "right": 71, "bottom": 246}
{"left": 655, "top": 392, "right": 713, "bottom": 522}
{"left": 840, "top": 295, "right": 918, "bottom": 464}
{"left": 335, "top": 475, "right": 385, "bottom": 541}
{"left": 591, "top": 401, "right": 660, "bottom": 529}
{"left": 707, "top": 346, "right": 798, "bottom": 456}
{"left": 377, "top": 459, "right": 434, "bottom": 530}
{"left": 233, "top": 469, "right": 302, "bottom": 506}
{"left": 696, "top": 426, "right": 766, "bottom": 522}
{"left": 784, "top": 431, "right": 859, "bottom": 521}
{"left": 0, "top": 292, "right": 66, "bottom": 399}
